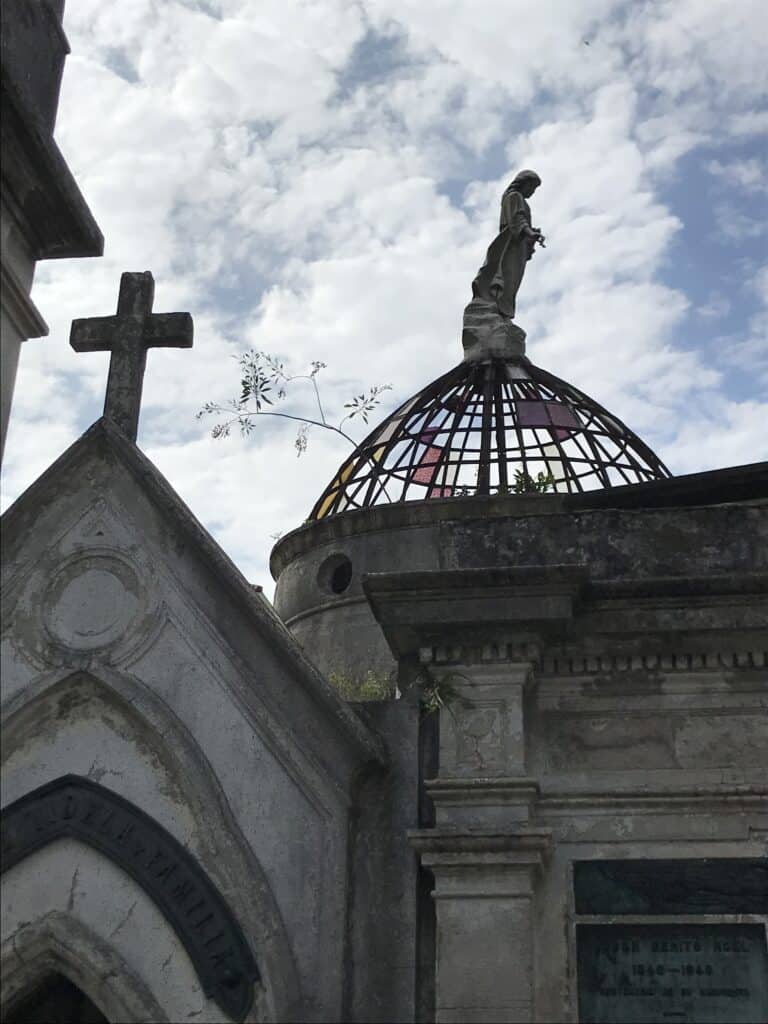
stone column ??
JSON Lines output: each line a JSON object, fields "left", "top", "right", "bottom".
{"left": 410, "top": 654, "right": 550, "bottom": 1022}
{"left": 409, "top": 829, "right": 550, "bottom": 1024}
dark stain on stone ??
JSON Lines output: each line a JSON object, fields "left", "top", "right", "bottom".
{"left": 580, "top": 671, "right": 664, "bottom": 695}
{"left": 56, "top": 688, "right": 90, "bottom": 719}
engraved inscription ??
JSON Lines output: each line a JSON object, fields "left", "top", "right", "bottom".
{"left": 1, "top": 776, "right": 258, "bottom": 1022}
{"left": 578, "top": 924, "right": 768, "bottom": 1024}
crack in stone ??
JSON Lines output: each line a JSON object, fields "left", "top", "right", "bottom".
{"left": 67, "top": 866, "right": 80, "bottom": 912}
{"left": 109, "top": 899, "right": 137, "bottom": 938}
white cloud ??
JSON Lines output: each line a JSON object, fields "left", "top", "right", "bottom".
{"left": 696, "top": 294, "right": 731, "bottom": 320}
{"left": 706, "top": 157, "right": 767, "bottom": 193}
{"left": 668, "top": 399, "right": 768, "bottom": 474}
{"left": 714, "top": 203, "right": 767, "bottom": 241}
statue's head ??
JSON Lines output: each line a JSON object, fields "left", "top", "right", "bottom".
{"left": 508, "top": 169, "right": 541, "bottom": 198}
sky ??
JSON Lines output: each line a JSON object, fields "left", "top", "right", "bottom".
{"left": 2, "top": 0, "right": 767, "bottom": 591}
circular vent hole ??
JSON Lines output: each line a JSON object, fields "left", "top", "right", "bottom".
{"left": 318, "top": 553, "right": 353, "bottom": 595}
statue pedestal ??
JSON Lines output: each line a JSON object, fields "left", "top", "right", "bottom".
{"left": 462, "top": 298, "right": 526, "bottom": 362}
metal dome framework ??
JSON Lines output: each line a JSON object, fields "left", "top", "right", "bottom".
{"left": 310, "top": 357, "right": 671, "bottom": 520}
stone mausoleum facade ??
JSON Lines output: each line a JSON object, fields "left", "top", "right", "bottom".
{"left": 3, "top": 295, "right": 767, "bottom": 1022}
{"left": 1, "top": 5, "right": 767, "bottom": 1023}
{"left": 270, "top": 350, "right": 768, "bottom": 1024}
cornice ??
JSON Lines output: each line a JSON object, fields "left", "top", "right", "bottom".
{"left": 368, "top": 567, "right": 767, "bottom": 664}
{"left": 0, "top": 257, "right": 48, "bottom": 339}
{"left": 408, "top": 826, "right": 552, "bottom": 863}
{"left": 538, "top": 785, "right": 768, "bottom": 815}
{"left": 0, "top": 68, "right": 103, "bottom": 260}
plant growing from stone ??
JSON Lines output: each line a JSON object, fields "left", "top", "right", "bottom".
{"left": 417, "top": 668, "right": 473, "bottom": 718}
{"left": 198, "top": 350, "right": 391, "bottom": 456}
{"left": 511, "top": 469, "right": 555, "bottom": 493}
{"left": 328, "top": 669, "right": 394, "bottom": 701}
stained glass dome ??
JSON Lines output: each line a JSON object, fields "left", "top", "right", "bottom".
{"left": 310, "top": 355, "right": 671, "bottom": 521}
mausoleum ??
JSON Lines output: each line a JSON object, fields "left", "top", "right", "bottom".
{"left": 1, "top": 6, "right": 767, "bottom": 1022}
{"left": 3, "top": 253, "right": 767, "bottom": 1021}
{"left": 270, "top": 308, "right": 768, "bottom": 1024}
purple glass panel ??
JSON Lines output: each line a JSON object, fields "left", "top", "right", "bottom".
{"left": 515, "top": 399, "right": 580, "bottom": 440}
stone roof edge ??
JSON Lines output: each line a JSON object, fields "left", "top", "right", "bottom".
{"left": 1, "top": 419, "right": 385, "bottom": 768}
{"left": 363, "top": 565, "right": 768, "bottom": 602}
{"left": 1, "top": 64, "right": 104, "bottom": 259}
{"left": 362, "top": 563, "right": 768, "bottom": 661}
{"left": 270, "top": 461, "right": 768, "bottom": 579}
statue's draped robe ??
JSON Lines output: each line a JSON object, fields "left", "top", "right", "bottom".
{"left": 471, "top": 189, "right": 534, "bottom": 319}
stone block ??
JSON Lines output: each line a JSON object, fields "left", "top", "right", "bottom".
{"left": 438, "top": 662, "right": 533, "bottom": 779}
{"left": 461, "top": 298, "right": 526, "bottom": 361}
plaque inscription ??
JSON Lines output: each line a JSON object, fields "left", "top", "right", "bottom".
{"left": 577, "top": 924, "right": 768, "bottom": 1024}
{"left": 1, "top": 776, "right": 258, "bottom": 1022}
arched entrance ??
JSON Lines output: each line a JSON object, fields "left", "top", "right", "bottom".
{"left": 5, "top": 972, "right": 108, "bottom": 1023}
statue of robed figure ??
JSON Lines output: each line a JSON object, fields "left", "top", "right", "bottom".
{"left": 471, "top": 169, "right": 545, "bottom": 320}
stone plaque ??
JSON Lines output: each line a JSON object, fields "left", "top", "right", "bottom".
{"left": 577, "top": 923, "right": 768, "bottom": 1024}
{"left": 574, "top": 859, "right": 768, "bottom": 916}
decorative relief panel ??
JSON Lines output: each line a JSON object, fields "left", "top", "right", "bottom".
{"left": 20, "top": 546, "right": 164, "bottom": 669}
{"left": 42, "top": 552, "right": 144, "bottom": 651}
{"left": 453, "top": 701, "right": 506, "bottom": 774}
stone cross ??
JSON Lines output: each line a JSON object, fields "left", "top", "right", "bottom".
{"left": 70, "top": 271, "right": 193, "bottom": 441}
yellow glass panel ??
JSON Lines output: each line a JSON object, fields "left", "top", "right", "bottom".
{"left": 338, "top": 459, "right": 356, "bottom": 483}
{"left": 316, "top": 489, "right": 339, "bottom": 519}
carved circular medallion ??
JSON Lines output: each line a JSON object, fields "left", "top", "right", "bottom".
{"left": 43, "top": 554, "right": 143, "bottom": 650}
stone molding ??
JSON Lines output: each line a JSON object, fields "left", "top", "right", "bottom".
{"left": 369, "top": 565, "right": 767, "bottom": 664}
{"left": 427, "top": 777, "right": 540, "bottom": 828}
{"left": 538, "top": 785, "right": 768, "bottom": 815}
{"left": 540, "top": 648, "right": 767, "bottom": 675}
{"left": 427, "top": 777, "right": 540, "bottom": 804}
{"left": 0, "top": 257, "right": 48, "bottom": 339}
{"left": 1, "top": 911, "right": 169, "bottom": 1023}
{"left": 408, "top": 826, "right": 552, "bottom": 880}
{"left": 365, "top": 565, "right": 586, "bottom": 657}
{"left": 421, "top": 641, "right": 541, "bottom": 666}
{"left": 420, "top": 643, "right": 767, "bottom": 675}
{"left": 38, "top": 547, "right": 151, "bottom": 659}
{"left": 0, "top": 64, "right": 103, "bottom": 259}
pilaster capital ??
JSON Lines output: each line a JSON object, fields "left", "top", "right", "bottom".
{"left": 408, "top": 826, "right": 552, "bottom": 896}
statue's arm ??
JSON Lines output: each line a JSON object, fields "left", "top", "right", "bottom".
{"left": 503, "top": 192, "right": 537, "bottom": 239}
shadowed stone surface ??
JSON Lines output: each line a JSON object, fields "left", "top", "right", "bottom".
{"left": 461, "top": 298, "right": 526, "bottom": 361}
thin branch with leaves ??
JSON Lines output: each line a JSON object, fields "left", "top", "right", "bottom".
{"left": 197, "top": 351, "right": 392, "bottom": 456}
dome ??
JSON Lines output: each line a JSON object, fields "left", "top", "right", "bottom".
{"left": 310, "top": 355, "right": 671, "bottom": 521}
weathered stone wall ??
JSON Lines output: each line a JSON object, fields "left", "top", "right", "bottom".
{"left": 1, "top": 423, "right": 383, "bottom": 1023}
{"left": 274, "top": 471, "right": 767, "bottom": 1023}
{"left": 271, "top": 482, "right": 767, "bottom": 687}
